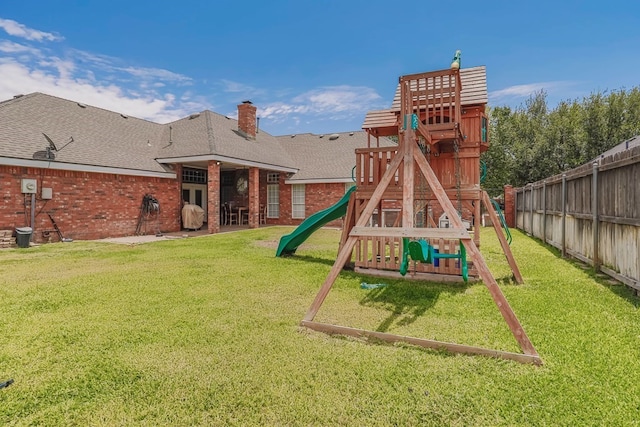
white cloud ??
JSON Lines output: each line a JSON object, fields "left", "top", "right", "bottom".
{"left": 0, "top": 59, "right": 207, "bottom": 123}
{"left": 0, "top": 21, "right": 211, "bottom": 124}
{"left": 119, "top": 66, "right": 192, "bottom": 83}
{"left": 0, "top": 18, "right": 62, "bottom": 42}
{"left": 259, "top": 85, "right": 383, "bottom": 124}
{"left": 489, "top": 81, "right": 574, "bottom": 103}
{"left": 221, "top": 79, "right": 255, "bottom": 93}
{"left": 0, "top": 18, "right": 379, "bottom": 134}
{"left": 0, "top": 40, "right": 41, "bottom": 55}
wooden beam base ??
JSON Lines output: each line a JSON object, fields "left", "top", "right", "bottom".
{"left": 301, "top": 321, "right": 543, "bottom": 365}
{"left": 354, "top": 267, "right": 479, "bottom": 283}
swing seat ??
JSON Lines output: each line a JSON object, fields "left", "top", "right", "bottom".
{"left": 429, "top": 242, "right": 468, "bottom": 282}
{"left": 408, "top": 239, "right": 431, "bottom": 263}
{"left": 401, "top": 238, "right": 469, "bottom": 282}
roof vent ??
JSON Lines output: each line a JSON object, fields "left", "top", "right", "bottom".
{"left": 349, "top": 132, "right": 354, "bottom": 136}
{"left": 189, "top": 113, "right": 201, "bottom": 120}
{"left": 319, "top": 134, "right": 324, "bottom": 138}
{"left": 77, "top": 102, "right": 87, "bottom": 108}
{"left": 13, "top": 94, "right": 24, "bottom": 99}
{"left": 120, "top": 113, "right": 128, "bottom": 119}
{"left": 291, "top": 134, "right": 296, "bottom": 138}
{"left": 329, "top": 133, "right": 339, "bottom": 140}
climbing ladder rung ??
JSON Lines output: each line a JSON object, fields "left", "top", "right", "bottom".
{"left": 350, "top": 226, "right": 469, "bottom": 239}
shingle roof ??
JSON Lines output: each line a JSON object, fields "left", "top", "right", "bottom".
{"left": 0, "top": 93, "right": 298, "bottom": 174}
{"left": 363, "top": 66, "right": 488, "bottom": 131}
{"left": 155, "top": 110, "right": 297, "bottom": 170}
{"left": 277, "top": 132, "right": 396, "bottom": 182}
{"left": 0, "top": 93, "right": 168, "bottom": 173}
{"left": 0, "top": 93, "right": 393, "bottom": 181}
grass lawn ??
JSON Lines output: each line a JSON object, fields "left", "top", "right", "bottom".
{"left": 1, "top": 226, "right": 639, "bottom": 426}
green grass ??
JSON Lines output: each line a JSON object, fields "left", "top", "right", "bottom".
{"left": 0, "top": 227, "right": 639, "bottom": 426}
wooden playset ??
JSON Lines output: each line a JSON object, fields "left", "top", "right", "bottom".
{"left": 301, "top": 53, "right": 541, "bottom": 364}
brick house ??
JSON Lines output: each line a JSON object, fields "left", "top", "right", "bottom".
{"left": 0, "top": 93, "right": 393, "bottom": 243}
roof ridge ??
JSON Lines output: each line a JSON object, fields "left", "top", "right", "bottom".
{"left": 0, "top": 92, "right": 166, "bottom": 126}
{"left": 204, "top": 111, "right": 218, "bottom": 153}
{"left": 0, "top": 92, "right": 39, "bottom": 108}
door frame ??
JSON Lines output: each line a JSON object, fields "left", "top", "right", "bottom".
{"left": 182, "top": 183, "right": 208, "bottom": 222}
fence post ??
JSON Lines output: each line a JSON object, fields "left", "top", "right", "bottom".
{"left": 561, "top": 173, "right": 567, "bottom": 258}
{"left": 592, "top": 161, "right": 600, "bottom": 271}
{"left": 542, "top": 180, "right": 546, "bottom": 244}
{"left": 514, "top": 189, "right": 519, "bottom": 229}
{"left": 529, "top": 184, "right": 534, "bottom": 236}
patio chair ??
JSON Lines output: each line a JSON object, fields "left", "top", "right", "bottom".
{"left": 223, "top": 203, "right": 238, "bottom": 225}
{"left": 259, "top": 204, "right": 267, "bottom": 224}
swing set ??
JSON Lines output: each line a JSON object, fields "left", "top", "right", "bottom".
{"left": 300, "top": 53, "right": 541, "bottom": 365}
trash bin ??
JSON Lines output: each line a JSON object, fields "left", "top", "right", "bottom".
{"left": 15, "top": 227, "right": 32, "bottom": 248}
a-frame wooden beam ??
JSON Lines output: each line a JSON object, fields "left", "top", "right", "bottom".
{"left": 413, "top": 142, "right": 539, "bottom": 359}
{"left": 481, "top": 191, "right": 524, "bottom": 284}
{"left": 301, "top": 114, "right": 541, "bottom": 365}
{"left": 302, "top": 149, "right": 405, "bottom": 323}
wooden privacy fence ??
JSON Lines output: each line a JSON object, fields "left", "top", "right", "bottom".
{"left": 514, "top": 145, "right": 640, "bottom": 292}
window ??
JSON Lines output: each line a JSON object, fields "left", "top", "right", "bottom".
{"left": 182, "top": 167, "right": 207, "bottom": 184}
{"left": 292, "top": 184, "right": 305, "bottom": 219}
{"left": 267, "top": 184, "right": 279, "bottom": 218}
{"left": 267, "top": 173, "right": 280, "bottom": 184}
{"left": 221, "top": 172, "right": 234, "bottom": 186}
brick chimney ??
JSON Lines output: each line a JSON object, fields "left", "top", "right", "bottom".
{"left": 237, "top": 100, "right": 257, "bottom": 140}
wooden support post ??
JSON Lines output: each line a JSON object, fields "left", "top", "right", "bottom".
{"left": 529, "top": 184, "right": 534, "bottom": 236}
{"left": 561, "top": 174, "right": 567, "bottom": 258}
{"left": 482, "top": 191, "right": 523, "bottom": 284}
{"left": 542, "top": 181, "right": 547, "bottom": 244}
{"left": 402, "top": 118, "right": 415, "bottom": 228}
{"left": 474, "top": 192, "right": 481, "bottom": 247}
{"left": 415, "top": 149, "right": 538, "bottom": 357}
{"left": 301, "top": 321, "right": 541, "bottom": 365}
{"left": 514, "top": 189, "right": 519, "bottom": 229}
{"left": 338, "top": 192, "right": 356, "bottom": 268}
{"left": 303, "top": 151, "right": 404, "bottom": 322}
{"left": 302, "top": 235, "right": 359, "bottom": 322}
{"left": 592, "top": 162, "right": 600, "bottom": 271}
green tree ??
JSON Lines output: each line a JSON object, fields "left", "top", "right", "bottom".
{"left": 483, "top": 86, "right": 640, "bottom": 192}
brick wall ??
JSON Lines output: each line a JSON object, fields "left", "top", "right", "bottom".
{"left": 0, "top": 165, "right": 181, "bottom": 243}
{"left": 237, "top": 102, "right": 257, "bottom": 139}
{"left": 259, "top": 175, "right": 349, "bottom": 228}
{"left": 503, "top": 184, "right": 515, "bottom": 228}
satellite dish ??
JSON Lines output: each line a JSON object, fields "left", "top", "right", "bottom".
{"left": 33, "top": 149, "right": 55, "bottom": 160}
{"left": 42, "top": 133, "right": 74, "bottom": 152}
{"left": 43, "top": 133, "right": 57, "bottom": 151}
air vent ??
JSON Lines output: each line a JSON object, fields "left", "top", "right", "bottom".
{"left": 120, "top": 113, "right": 128, "bottom": 119}
{"left": 77, "top": 102, "right": 87, "bottom": 108}
{"left": 329, "top": 133, "right": 339, "bottom": 140}
{"left": 319, "top": 135, "right": 324, "bottom": 138}
{"left": 189, "top": 113, "right": 201, "bottom": 120}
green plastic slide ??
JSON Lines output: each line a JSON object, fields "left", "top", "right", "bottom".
{"left": 276, "top": 186, "right": 355, "bottom": 257}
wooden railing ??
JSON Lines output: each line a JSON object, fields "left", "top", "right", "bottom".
{"left": 354, "top": 147, "right": 401, "bottom": 190}
{"left": 399, "top": 68, "right": 462, "bottom": 127}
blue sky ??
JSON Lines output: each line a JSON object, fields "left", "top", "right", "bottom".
{"left": 1, "top": 1, "right": 639, "bottom": 136}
